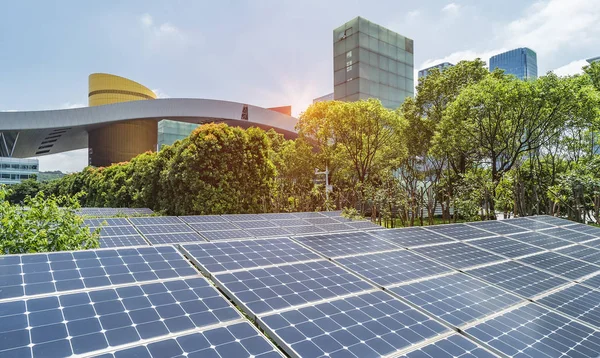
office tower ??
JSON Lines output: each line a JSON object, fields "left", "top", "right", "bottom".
{"left": 489, "top": 48, "right": 537, "bottom": 80}
{"left": 418, "top": 62, "right": 454, "bottom": 79}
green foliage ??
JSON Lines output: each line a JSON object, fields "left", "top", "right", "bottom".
{"left": 0, "top": 186, "right": 99, "bottom": 254}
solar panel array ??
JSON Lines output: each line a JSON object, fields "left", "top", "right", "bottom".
{"left": 76, "top": 207, "right": 153, "bottom": 217}
{"left": 84, "top": 217, "right": 148, "bottom": 248}
{"left": 7, "top": 213, "right": 600, "bottom": 357}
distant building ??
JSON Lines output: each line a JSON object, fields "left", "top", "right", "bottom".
{"left": 0, "top": 157, "right": 38, "bottom": 185}
{"left": 489, "top": 48, "right": 538, "bottom": 80}
{"left": 313, "top": 93, "right": 334, "bottom": 104}
{"left": 333, "top": 16, "right": 414, "bottom": 109}
{"left": 588, "top": 56, "right": 600, "bottom": 64}
{"left": 418, "top": 62, "right": 454, "bottom": 79}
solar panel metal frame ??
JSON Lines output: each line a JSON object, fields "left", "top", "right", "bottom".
{"left": 399, "top": 333, "right": 497, "bottom": 358}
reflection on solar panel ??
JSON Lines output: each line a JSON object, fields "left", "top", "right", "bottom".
{"left": 413, "top": 242, "right": 505, "bottom": 270}
{"left": 178, "top": 215, "right": 227, "bottom": 223}
{"left": 182, "top": 238, "right": 321, "bottom": 274}
{"left": 283, "top": 225, "right": 326, "bottom": 235}
{"left": 188, "top": 222, "right": 239, "bottom": 232}
{"left": 144, "top": 232, "right": 206, "bottom": 245}
{"left": 539, "top": 227, "right": 597, "bottom": 243}
{"left": 214, "top": 260, "right": 373, "bottom": 316}
{"left": 503, "top": 217, "right": 554, "bottom": 231}
{"left": 304, "top": 217, "right": 342, "bottom": 225}
{"left": 97, "top": 321, "right": 284, "bottom": 358}
{"left": 390, "top": 273, "right": 523, "bottom": 327}
{"left": 129, "top": 216, "right": 183, "bottom": 226}
{"left": 509, "top": 231, "right": 572, "bottom": 250}
{"left": 336, "top": 249, "right": 452, "bottom": 287}
{"left": 137, "top": 224, "right": 194, "bottom": 235}
{"left": 466, "top": 221, "right": 527, "bottom": 235}
{"left": 529, "top": 215, "right": 574, "bottom": 226}
{"left": 518, "top": 252, "right": 599, "bottom": 280}
{"left": 538, "top": 283, "right": 600, "bottom": 329}
{"left": 245, "top": 227, "right": 292, "bottom": 238}
{"left": 467, "top": 236, "right": 544, "bottom": 259}
{"left": 556, "top": 245, "right": 600, "bottom": 265}
{"left": 316, "top": 223, "right": 355, "bottom": 232}
{"left": 261, "top": 291, "right": 448, "bottom": 358}
{"left": 466, "top": 303, "right": 600, "bottom": 357}
{"left": 400, "top": 334, "right": 496, "bottom": 358}
{"left": 426, "top": 224, "right": 493, "bottom": 241}
{"left": 371, "top": 227, "right": 455, "bottom": 248}
{"left": 0, "top": 246, "right": 197, "bottom": 300}
{"left": 200, "top": 229, "right": 253, "bottom": 241}
{"left": 99, "top": 235, "right": 148, "bottom": 248}
{"left": 293, "top": 231, "right": 399, "bottom": 259}
{"left": 466, "top": 261, "right": 569, "bottom": 298}
{"left": 0, "top": 278, "right": 241, "bottom": 357}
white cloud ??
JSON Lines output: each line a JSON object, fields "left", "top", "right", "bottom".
{"left": 442, "top": 3, "right": 461, "bottom": 14}
{"left": 139, "top": 13, "right": 188, "bottom": 50}
{"left": 59, "top": 102, "right": 85, "bottom": 109}
{"left": 0, "top": 109, "right": 19, "bottom": 112}
{"left": 151, "top": 89, "right": 170, "bottom": 99}
{"left": 420, "top": 48, "right": 505, "bottom": 70}
{"left": 551, "top": 59, "right": 589, "bottom": 76}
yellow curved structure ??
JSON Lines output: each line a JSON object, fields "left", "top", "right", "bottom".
{"left": 87, "top": 74, "right": 158, "bottom": 166}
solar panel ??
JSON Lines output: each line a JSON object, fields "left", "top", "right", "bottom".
{"left": 188, "top": 222, "right": 240, "bottom": 232}
{"left": 0, "top": 278, "right": 241, "bottom": 357}
{"left": 508, "top": 231, "right": 572, "bottom": 250}
{"left": 319, "top": 210, "right": 343, "bottom": 217}
{"left": 466, "top": 261, "right": 569, "bottom": 298}
{"left": 390, "top": 273, "right": 523, "bottom": 327}
{"left": 466, "top": 236, "right": 544, "bottom": 259}
{"left": 335, "top": 249, "right": 452, "bottom": 287}
{"left": 562, "top": 222, "right": 600, "bottom": 237}
{"left": 178, "top": 215, "right": 227, "bottom": 223}
{"left": 272, "top": 218, "right": 311, "bottom": 227}
{"left": 583, "top": 238, "right": 600, "bottom": 249}
{"left": 214, "top": 260, "right": 374, "bottom": 317}
{"left": 581, "top": 274, "right": 600, "bottom": 290}
{"left": 260, "top": 290, "right": 449, "bottom": 358}
{"left": 425, "top": 224, "right": 494, "bottom": 241}
{"left": 222, "top": 214, "right": 265, "bottom": 222}
{"left": 182, "top": 238, "right": 321, "bottom": 274}
{"left": 84, "top": 218, "right": 131, "bottom": 227}
{"left": 136, "top": 224, "right": 195, "bottom": 235}
{"left": 97, "top": 321, "right": 284, "bottom": 358}
{"left": 200, "top": 229, "right": 253, "bottom": 241}
{"left": 129, "top": 216, "right": 183, "bottom": 226}
{"left": 518, "top": 252, "right": 600, "bottom": 280}
{"left": 245, "top": 227, "right": 292, "bottom": 238}
{"left": 94, "top": 226, "right": 141, "bottom": 237}
{"left": 556, "top": 245, "right": 600, "bottom": 265}
{"left": 144, "top": 232, "right": 206, "bottom": 245}
{"left": 283, "top": 225, "right": 326, "bottom": 235}
{"left": 316, "top": 223, "right": 355, "bottom": 232}
{"left": 399, "top": 334, "right": 497, "bottom": 358}
{"left": 99, "top": 235, "right": 149, "bottom": 248}
{"left": 528, "top": 215, "right": 574, "bottom": 226}
{"left": 293, "top": 231, "right": 399, "bottom": 259}
{"left": 466, "top": 303, "right": 600, "bottom": 357}
{"left": 345, "top": 221, "right": 382, "bottom": 230}
{"left": 370, "top": 227, "right": 455, "bottom": 248}
{"left": 466, "top": 221, "right": 527, "bottom": 235}
{"left": 502, "top": 217, "right": 555, "bottom": 231}
{"left": 537, "top": 283, "right": 600, "bottom": 329}
{"left": 0, "top": 246, "right": 198, "bottom": 300}
{"left": 539, "top": 227, "right": 597, "bottom": 243}
{"left": 413, "top": 242, "right": 505, "bottom": 270}
{"left": 293, "top": 212, "right": 327, "bottom": 219}
{"left": 260, "top": 212, "right": 300, "bottom": 220}
{"left": 234, "top": 220, "right": 278, "bottom": 229}
{"left": 304, "top": 217, "right": 342, "bottom": 225}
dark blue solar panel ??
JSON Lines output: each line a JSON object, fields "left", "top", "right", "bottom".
{"left": 94, "top": 226, "right": 140, "bottom": 237}
{"left": 502, "top": 217, "right": 555, "bottom": 231}
{"left": 466, "top": 221, "right": 527, "bottom": 235}
{"left": 518, "top": 252, "right": 600, "bottom": 280}
{"left": 245, "top": 227, "right": 292, "bottom": 238}
{"left": 0, "top": 246, "right": 198, "bottom": 300}
{"left": 200, "top": 229, "right": 253, "bottom": 241}
{"left": 556, "top": 245, "right": 600, "bottom": 265}
{"left": 222, "top": 214, "right": 266, "bottom": 222}
{"left": 234, "top": 220, "right": 278, "bottom": 229}
{"left": 466, "top": 236, "right": 544, "bottom": 259}
{"left": 214, "top": 260, "right": 373, "bottom": 316}
{"left": 466, "top": 303, "right": 600, "bottom": 357}
{"left": 260, "top": 291, "right": 449, "bottom": 358}
{"left": 466, "top": 261, "right": 569, "bottom": 298}
{"left": 144, "top": 232, "right": 206, "bottom": 245}
{"left": 129, "top": 216, "right": 183, "bottom": 226}
{"left": 283, "top": 225, "right": 326, "bottom": 235}
{"left": 293, "top": 212, "right": 327, "bottom": 219}
{"left": 99, "top": 235, "right": 149, "bottom": 248}
{"left": 529, "top": 215, "right": 574, "bottom": 226}
{"left": 136, "top": 224, "right": 195, "bottom": 235}
{"left": 272, "top": 218, "right": 311, "bottom": 227}
{"left": 336, "top": 249, "right": 452, "bottom": 287}
{"left": 540, "top": 227, "right": 597, "bottom": 243}
{"left": 370, "top": 227, "right": 455, "bottom": 247}
{"left": 537, "top": 284, "right": 600, "bottom": 329}
{"left": 316, "top": 223, "right": 355, "bottom": 232}
{"left": 260, "top": 213, "right": 301, "bottom": 220}
{"left": 563, "top": 223, "right": 600, "bottom": 237}
{"left": 581, "top": 274, "right": 600, "bottom": 290}
{"left": 179, "top": 215, "right": 227, "bottom": 223}
{"left": 189, "top": 222, "right": 240, "bottom": 232}
{"left": 182, "top": 238, "right": 321, "bottom": 274}
{"left": 413, "top": 242, "right": 505, "bottom": 270}
{"left": 84, "top": 218, "right": 131, "bottom": 227}
{"left": 400, "top": 334, "right": 496, "bottom": 358}
{"left": 346, "top": 221, "right": 382, "bottom": 230}
{"left": 390, "top": 273, "right": 523, "bottom": 327}
{"left": 507, "top": 231, "right": 572, "bottom": 250}
{"left": 293, "top": 231, "right": 399, "bottom": 258}
{"left": 98, "top": 321, "right": 283, "bottom": 358}
{"left": 304, "top": 217, "right": 342, "bottom": 225}
{"left": 425, "top": 224, "right": 493, "bottom": 241}
{"left": 0, "top": 278, "right": 241, "bottom": 357}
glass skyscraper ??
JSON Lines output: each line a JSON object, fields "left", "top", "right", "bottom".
{"left": 418, "top": 62, "right": 454, "bottom": 79}
{"left": 333, "top": 17, "right": 414, "bottom": 109}
{"left": 489, "top": 48, "right": 538, "bottom": 80}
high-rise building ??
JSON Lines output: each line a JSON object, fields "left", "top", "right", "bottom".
{"left": 333, "top": 17, "right": 414, "bottom": 109}
{"left": 588, "top": 56, "right": 600, "bottom": 64}
{"left": 489, "top": 48, "right": 538, "bottom": 80}
{"left": 0, "top": 158, "right": 38, "bottom": 185}
{"left": 313, "top": 93, "right": 334, "bottom": 104}
{"left": 418, "top": 62, "right": 454, "bottom": 79}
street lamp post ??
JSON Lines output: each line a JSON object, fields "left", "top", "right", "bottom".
{"left": 315, "top": 166, "right": 331, "bottom": 209}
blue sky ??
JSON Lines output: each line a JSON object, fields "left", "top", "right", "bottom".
{"left": 1, "top": 0, "right": 598, "bottom": 172}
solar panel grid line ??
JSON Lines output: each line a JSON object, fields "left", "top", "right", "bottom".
{"left": 387, "top": 331, "right": 457, "bottom": 358}
{"left": 452, "top": 300, "right": 532, "bottom": 332}
{"left": 516, "top": 251, "right": 600, "bottom": 282}
{"left": 384, "top": 270, "right": 459, "bottom": 289}
{"left": 369, "top": 227, "right": 458, "bottom": 249}
{"left": 535, "top": 283, "right": 600, "bottom": 333}
{"left": 537, "top": 227, "right": 598, "bottom": 244}
{"left": 128, "top": 216, "right": 185, "bottom": 226}
{"left": 464, "top": 221, "right": 531, "bottom": 237}
{"left": 411, "top": 241, "right": 507, "bottom": 271}
{"left": 143, "top": 232, "right": 208, "bottom": 245}
{"left": 98, "top": 234, "right": 151, "bottom": 248}
{"left": 291, "top": 231, "right": 402, "bottom": 260}
{"left": 421, "top": 224, "right": 497, "bottom": 242}
{"left": 395, "top": 333, "right": 500, "bottom": 358}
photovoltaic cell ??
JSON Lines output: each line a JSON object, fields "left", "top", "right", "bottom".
{"left": 182, "top": 238, "right": 321, "bottom": 274}
{"left": 84, "top": 218, "right": 131, "bottom": 227}
{"left": 390, "top": 273, "right": 523, "bottom": 327}
{"left": 466, "top": 221, "right": 527, "bottom": 235}
{"left": 413, "top": 242, "right": 505, "bottom": 270}
{"left": 97, "top": 321, "right": 284, "bottom": 358}
{"left": 304, "top": 217, "right": 342, "bottom": 225}
{"left": 234, "top": 220, "right": 278, "bottom": 229}
{"left": 144, "top": 232, "right": 206, "bottom": 245}
{"left": 272, "top": 218, "right": 311, "bottom": 227}
{"left": 466, "top": 303, "right": 600, "bottom": 357}
{"left": 466, "top": 261, "right": 569, "bottom": 298}
{"left": 188, "top": 222, "right": 240, "bottom": 232}
{"left": 200, "top": 229, "right": 253, "bottom": 241}
{"left": 562, "top": 222, "right": 600, "bottom": 237}
{"left": 129, "top": 216, "right": 183, "bottom": 226}
{"left": 214, "top": 260, "right": 373, "bottom": 316}
{"left": 371, "top": 227, "right": 454, "bottom": 248}
{"left": 502, "top": 217, "right": 554, "bottom": 231}
{"left": 345, "top": 221, "right": 382, "bottom": 230}
{"left": 330, "top": 216, "right": 353, "bottom": 222}
{"left": 426, "top": 224, "right": 493, "bottom": 241}
{"left": 260, "top": 291, "right": 449, "bottom": 358}
{"left": 319, "top": 211, "right": 343, "bottom": 217}
{"left": 528, "top": 215, "right": 574, "bottom": 226}
{"left": 581, "top": 274, "right": 600, "bottom": 290}
{"left": 518, "top": 252, "right": 600, "bottom": 280}
{"left": 539, "top": 227, "right": 597, "bottom": 243}
{"left": 99, "top": 235, "right": 149, "bottom": 248}
{"left": 556, "top": 245, "right": 600, "bottom": 265}
{"left": 136, "top": 224, "right": 195, "bottom": 235}
{"left": 583, "top": 238, "right": 600, "bottom": 249}
{"left": 94, "top": 226, "right": 140, "bottom": 237}
{"left": 293, "top": 212, "right": 327, "bottom": 219}
{"left": 399, "top": 334, "right": 496, "bottom": 358}
{"left": 260, "top": 212, "right": 300, "bottom": 220}
{"left": 508, "top": 231, "right": 572, "bottom": 250}
{"left": 0, "top": 278, "right": 241, "bottom": 358}
{"left": 0, "top": 246, "right": 198, "bottom": 300}
{"left": 293, "top": 231, "right": 399, "bottom": 259}
{"left": 222, "top": 214, "right": 266, "bottom": 222}
{"left": 316, "top": 223, "right": 355, "bottom": 232}
{"left": 178, "top": 215, "right": 226, "bottom": 223}
{"left": 466, "top": 236, "right": 544, "bottom": 259}
{"left": 245, "top": 227, "right": 292, "bottom": 238}
{"left": 538, "top": 283, "right": 600, "bottom": 329}
{"left": 336, "top": 249, "right": 452, "bottom": 287}
{"left": 283, "top": 225, "right": 326, "bottom": 235}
